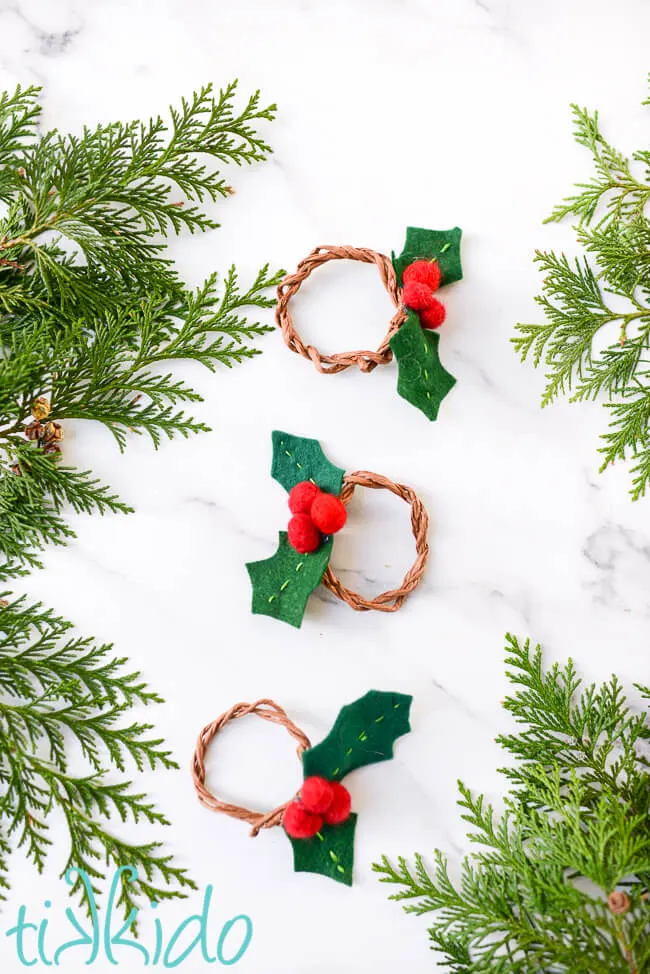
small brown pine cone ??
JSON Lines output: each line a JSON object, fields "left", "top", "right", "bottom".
{"left": 31, "top": 396, "right": 51, "bottom": 421}
{"left": 42, "top": 443, "right": 61, "bottom": 455}
{"left": 10, "top": 463, "right": 22, "bottom": 476}
{"left": 42, "top": 421, "right": 64, "bottom": 443}
{"left": 608, "top": 891, "right": 631, "bottom": 915}
{"left": 25, "top": 421, "right": 43, "bottom": 441}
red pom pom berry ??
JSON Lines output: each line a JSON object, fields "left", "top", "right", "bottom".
{"left": 283, "top": 801, "right": 323, "bottom": 839}
{"left": 287, "top": 514, "right": 321, "bottom": 554}
{"left": 323, "top": 782, "right": 352, "bottom": 825}
{"left": 288, "top": 481, "right": 321, "bottom": 515}
{"left": 310, "top": 493, "right": 347, "bottom": 535}
{"left": 402, "top": 280, "right": 436, "bottom": 312}
{"left": 418, "top": 298, "right": 446, "bottom": 330}
{"left": 403, "top": 259, "right": 441, "bottom": 292}
{"left": 301, "top": 776, "right": 335, "bottom": 814}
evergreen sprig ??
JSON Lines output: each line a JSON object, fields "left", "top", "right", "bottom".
{"left": 0, "top": 83, "right": 283, "bottom": 575}
{"left": 0, "top": 83, "right": 280, "bottom": 910}
{"left": 513, "top": 79, "right": 650, "bottom": 499}
{"left": 0, "top": 82, "right": 276, "bottom": 310}
{"left": 375, "top": 635, "right": 650, "bottom": 973}
{"left": 0, "top": 595, "right": 195, "bottom": 915}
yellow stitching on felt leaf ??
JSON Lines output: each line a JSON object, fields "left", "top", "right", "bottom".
{"left": 280, "top": 440, "right": 318, "bottom": 485}
{"left": 265, "top": 553, "right": 317, "bottom": 605}
{"left": 327, "top": 701, "right": 403, "bottom": 775}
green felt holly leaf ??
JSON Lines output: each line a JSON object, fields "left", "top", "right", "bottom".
{"left": 389, "top": 312, "right": 456, "bottom": 422}
{"left": 303, "top": 690, "right": 412, "bottom": 782}
{"left": 271, "top": 430, "right": 345, "bottom": 495}
{"left": 286, "top": 814, "right": 357, "bottom": 887}
{"left": 392, "top": 226, "right": 463, "bottom": 287}
{"left": 246, "top": 532, "right": 333, "bottom": 628}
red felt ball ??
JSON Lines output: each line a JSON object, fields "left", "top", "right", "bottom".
{"left": 418, "top": 298, "right": 446, "bottom": 330}
{"left": 300, "top": 776, "right": 335, "bottom": 815}
{"left": 403, "top": 259, "right": 441, "bottom": 292}
{"left": 288, "top": 481, "right": 321, "bottom": 515}
{"left": 283, "top": 801, "right": 323, "bottom": 839}
{"left": 287, "top": 514, "right": 321, "bottom": 554}
{"left": 310, "top": 493, "right": 347, "bottom": 535}
{"left": 402, "top": 280, "right": 436, "bottom": 312}
{"left": 323, "top": 782, "right": 352, "bottom": 826}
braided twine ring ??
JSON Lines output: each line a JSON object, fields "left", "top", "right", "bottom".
{"left": 191, "top": 700, "right": 311, "bottom": 837}
{"left": 275, "top": 245, "right": 408, "bottom": 374}
{"left": 323, "top": 471, "right": 429, "bottom": 613}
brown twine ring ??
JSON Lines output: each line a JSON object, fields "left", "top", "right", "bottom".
{"left": 324, "top": 471, "right": 429, "bottom": 613}
{"left": 191, "top": 700, "right": 311, "bottom": 837}
{"left": 275, "top": 245, "right": 408, "bottom": 374}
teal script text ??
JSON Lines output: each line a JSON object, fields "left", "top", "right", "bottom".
{"left": 5, "top": 866, "right": 253, "bottom": 967}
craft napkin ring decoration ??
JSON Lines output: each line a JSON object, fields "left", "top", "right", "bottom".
{"left": 246, "top": 431, "right": 429, "bottom": 628}
{"left": 275, "top": 227, "right": 463, "bottom": 420}
{"left": 191, "top": 691, "right": 412, "bottom": 886}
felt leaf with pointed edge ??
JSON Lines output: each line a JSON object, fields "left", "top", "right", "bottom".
{"left": 392, "top": 226, "right": 463, "bottom": 286}
{"left": 271, "top": 430, "right": 345, "bottom": 495}
{"left": 286, "top": 814, "right": 357, "bottom": 887}
{"left": 246, "top": 532, "right": 333, "bottom": 628}
{"left": 389, "top": 312, "right": 456, "bottom": 422}
{"left": 303, "top": 690, "right": 412, "bottom": 782}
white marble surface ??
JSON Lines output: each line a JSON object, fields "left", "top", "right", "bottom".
{"left": 2, "top": 0, "right": 650, "bottom": 970}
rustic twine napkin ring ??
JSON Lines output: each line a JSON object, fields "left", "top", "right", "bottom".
{"left": 191, "top": 691, "right": 412, "bottom": 886}
{"left": 276, "top": 245, "right": 406, "bottom": 374}
{"left": 275, "top": 227, "right": 464, "bottom": 421}
{"left": 246, "top": 431, "right": 430, "bottom": 627}
{"left": 192, "top": 700, "right": 311, "bottom": 837}
{"left": 321, "top": 471, "right": 428, "bottom": 612}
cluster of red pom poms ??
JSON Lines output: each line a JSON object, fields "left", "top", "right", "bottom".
{"left": 287, "top": 481, "right": 347, "bottom": 554}
{"left": 283, "top": 776, "right": 352, "bottom": 839}
{"left": 401, "top": 259, "right": 446, "bottom": 329}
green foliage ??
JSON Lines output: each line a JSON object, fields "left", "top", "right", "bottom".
{"left": 0, "top": 82, "right": 276, "bottom": 310}
{"left": 0, "top": 595, "right": 196, "bottom": 916}
{"left": 0, "top": 83, "right": 280, "bottom": 909}
{"left": 513, "top": 79, "right": 650, "bottom": 499}
{"left": 0, "top": 83, "right": 283, "bottom": 574}
{"left": 375, "top": 634, "right": 650, "bottom": 973}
